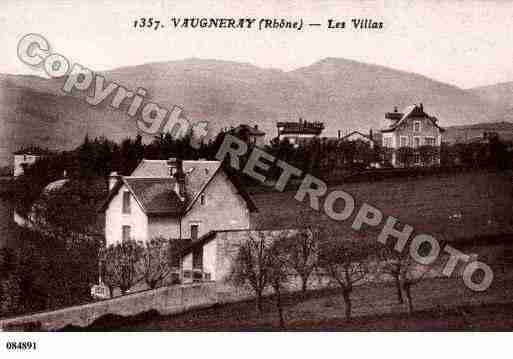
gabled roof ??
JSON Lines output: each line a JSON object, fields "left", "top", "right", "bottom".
{"left": 100, "top": 159, "right": 257, "bottom": 215}
{"left": 381, "top": 105, "right": 445, "bottom": 133}
{"left": 341, "top": 131, "right": 376, "bottom": 143}
{"left": 99, "top": 177, "right": 184, "bottom": 215}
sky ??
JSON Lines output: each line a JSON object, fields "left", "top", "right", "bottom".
{"left": 1, "top": 0, "right": 513, "bottom": 89}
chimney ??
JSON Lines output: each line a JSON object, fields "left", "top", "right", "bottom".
{"left": 369, "top": 129, "right": 373, "bottom": 140}
{"left": 338, "top": 130, "right": 341, "bottom": 140}
{"left": 171, "top": 158, "right": 186, "bottom": 201}
{"left": 254, "top": 124, "right": 258, "bottom": 130}
{"left": 419, "top": 103, "right": 423, "bottom": 111}
{"left": 108, "top": 171, "right": 119, "bottom": 191}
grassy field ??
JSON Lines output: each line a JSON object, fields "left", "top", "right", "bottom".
{"left": 251, "top": 171, "right": 513, "bottom": 241}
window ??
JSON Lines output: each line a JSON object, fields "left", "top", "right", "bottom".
{"left": 383, "top": 137, "right": 392, "bottom": 148}
{"left": 200, "top": 194, "right": 205, "bottom": 205}
{"left": 122, "top": 225, "right": 131, "bottom": 242}
{"left": 413, "top": 121, "right": 421, "bottom": 132}
{"left": 400, "top": 136, "right": 408, "bottom": 147}
{"left": 193, "top": 247, "right": 203, "bottom": 270}
{"left": 190, "top": 224, "right": 199, "bottom": 241}
{"left": 122, "top": 191, "right": 131, "bottom": 214}
{"left": 425, "top": 137, "right": 436, "bottom": 146}
{"left": 413, "top": 137, "right": 421, "bottom": 148}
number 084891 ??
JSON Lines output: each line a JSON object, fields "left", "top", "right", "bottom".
{"left": 6, "top": 342, "right": 37, "bottom": 350}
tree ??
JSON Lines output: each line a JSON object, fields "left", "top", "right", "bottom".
{"left": 378, "top": 244, "right": 430, "bottom": 314}
{"left": 397, "top": 255, "right": 429, "bottom": 314}
{"left": 317, "top": 236, "right": 375, "bottom": 320}
{"left": 279, "top": 223, "right": 320, "bottom": 295}
{"left": 377, "top": 246, "right": 406, "bottom": 304}
{"left": 101, "top": 240, "right": 144, "bottom": 295}
{"left": 30, "top": 178, "right": 106, "bottom": 238}
{"left": 229, "top": 232, "right": 273, "bottom": 314}
{"left": 0, "top": 227, "right": 101, "bottom": 317}
{"left": 267, "top": 239, "right": 290, "bottom": 328}
{"left": 137, "top": 237, "right": 171, "bottom": 289}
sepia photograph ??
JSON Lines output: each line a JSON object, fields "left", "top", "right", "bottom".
{"left": 1, "top": 0, "right": 513, "bottom": 356}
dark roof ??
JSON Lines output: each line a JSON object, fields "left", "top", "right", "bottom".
{"left": 124, "top": 178, "right": 184, "bottom": 215}
{"left": 381, "top": 105, "right": 445, "bottom": 133}
{"left": 180, "top": 231, "right": 218, "bottom": 256}
{"left": 231, "top": 124, "right": 265, "bottom": 136}
{"left": 100, "top": 160, "right": 258, "bottom": 215}
{"left": 277, "top": 120, "right": 324, "bottom": 136}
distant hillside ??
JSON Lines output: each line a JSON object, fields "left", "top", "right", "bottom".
{"left": 444, "top": 121, "right": 513, "bottom": 144}
{"left": 467, "top": 82, "right": 513, "bottom": 122}
{"left": 0, "top": 58, "right": 507, "bottom": 166}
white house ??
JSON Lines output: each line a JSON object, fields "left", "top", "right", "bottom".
{"left": 381, "top": 104, "right": 445, "bottom": 167}
{"left": 101, "top": 158, "right": 258, "bottom": 246}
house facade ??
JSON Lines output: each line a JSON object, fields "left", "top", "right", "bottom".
{"left": 381, "top": 104, "right": 444, "bottom": 167}
{"left": 101, "top": 159, "right": 257, "bottom": 246}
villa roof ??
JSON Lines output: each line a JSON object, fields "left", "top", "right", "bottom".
{"left": 381, "top": 105, "right": 445, "bottom": 133}
{"left": 100, "top": 159, "right": 257, "bottom": 215}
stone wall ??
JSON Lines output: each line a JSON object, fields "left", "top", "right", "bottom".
{"left": 0, "top": 282, "right": 220, "bottom": 332}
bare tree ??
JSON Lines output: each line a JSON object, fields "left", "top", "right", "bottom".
{"left": 137, "top": 237, "right": 170, "bottom": 289}
{"left": 398, "top": 256, "right": 429, "bottom": 314}
{"left": 280, "top": 227, "right": 320, "bottom": 295}
{"left": 267, "top": 239, "right": 290, "bottom": 328}
{"left": 229, "top": 232, "right": 273, "bottom": 314}
{"left": 378, "top": 246, "right": 405, "bottom": 304}
{"left": 318, "top": 236, "right": 375, "bottom": 320}
{"left": 378, "top": 244, "right": 430, "bottom": 313}
{"left": 100, "top": 240, "right": 144, "bottom": 295}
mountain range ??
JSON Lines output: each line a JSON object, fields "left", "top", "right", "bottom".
{"left": 0, "top": 57, "right": 511, "bottom": 166}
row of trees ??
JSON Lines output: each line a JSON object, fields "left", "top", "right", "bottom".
{"left": 228, "top": 224, "right": 429, "bottom": 327}
{"left": 13, "top": 130, "right": 512, "bottom": 215}
{"left": 91, "top": 225, "right": 428, "bottom": 327}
